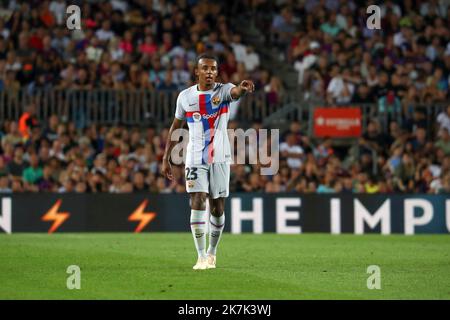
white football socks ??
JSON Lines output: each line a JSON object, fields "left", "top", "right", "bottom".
{"left": 190, "top": 209, "right": 207, "bottom": 258}
{"left": 207, "top": 213, "right": 225, "bottom": 256}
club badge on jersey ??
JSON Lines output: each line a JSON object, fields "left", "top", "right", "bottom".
{"left": 212, "top": 95, "right": 221, "bottom": 105}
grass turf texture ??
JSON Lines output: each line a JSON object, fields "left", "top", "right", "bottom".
{"left": 0, "top": 233, "right": 449, "bottom": 300}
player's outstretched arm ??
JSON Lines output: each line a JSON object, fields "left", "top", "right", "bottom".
{"left": 161, "top": 117, "right": 184, "bottom": 180}
{"left": 230, "top": 80, "right": 255, "bottom": 100}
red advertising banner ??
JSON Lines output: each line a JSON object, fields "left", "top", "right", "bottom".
{"left": 313, "top": 107, "right": 362, "bottom": 137}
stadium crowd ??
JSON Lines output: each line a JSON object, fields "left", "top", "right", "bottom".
{"left": 0, "top": 0, "right": 449, "bottom": 194}
{"left": 0, "top": 0, "right": 269, "bottom": 92}
{"left": 249, "top": 0, "right": 450, "bottom": 105}
{"left": 1, "top": 103, "right": 449, "bottom": 194}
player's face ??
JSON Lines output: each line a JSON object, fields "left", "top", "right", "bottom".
{"left": 196, "top": 59, "right": 218, "bottom": 86}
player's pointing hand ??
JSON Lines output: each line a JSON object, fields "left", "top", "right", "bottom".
{"left": 239, "top": 80, "right": 255, "bottom": 93}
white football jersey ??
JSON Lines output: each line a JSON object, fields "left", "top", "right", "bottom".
{"left": 175, "top": 82, "right": 237, "bottom": 165}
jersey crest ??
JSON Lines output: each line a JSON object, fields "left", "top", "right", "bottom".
{"left": 212, "top": 95, "right": 221, "bottom": 105}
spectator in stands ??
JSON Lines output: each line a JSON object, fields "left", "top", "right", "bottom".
{"left": 0, "top": 141, "right": 14, "bottom": 165}
{"left": 2, "top": 122, "right": 23, "bottom": 147}
{"left": 317, "top": 172, "right": 335, "bottom": 193}
{"left": 242, "top": 172, "right": 263, "bottom": 192}
{"left": 157, "top": 70, "right": 178, "bottom": 91}
{"left": 437, "top": 105, "right": 450, "bottom": 132}
{"left": 22, "top": 153, "right": 43, "bottom": 187}
{"left": 0, "top": 173, "right": 12, "bottom": 193}
{"left": 264, "top": 76, "right": 284, "bottom": 106}
{"left": 280, "top": 133, "right": 304, "bottom": 170}
{"left": 320, "top": 11, "right": 341, "bottom": 38}
{"left": 132, "top": 171, "right": 149, "bottom": 193}
{"left": 243, "top": 46, "right": 260, "bottom": 73}
{"left": 326, "top": 67, "right": 355, "bottom": 104}
{"left": 7, "top": 145, "right": 27, "bottom": 178}
{"left": 171, "top": 57, "right": 191, "bottom": 90}
{"left": 394, "top": 153, "right": 416, "bottom": 192}
{"left": 435, "top": 128, "right": 450, "bottom": 156}
{"left": 37, "top": 164, "right": 56, "bottom": 192}
{"left": 139, "top": 35, "right": 158, "bottom": 57}
{"left": 96, "top": 21, "right": 115, "bottom": 43}
{"left": 271, "top": 6, "right": 296, "bottom": 48}
{"left": 18, "top": 103, "right": 39, "bottom": 141}
{"left": 294, "top": 40, "right": 321, "bottom": 86}
{"left": 352, "top": 84, "right": 374, "bottom": 104}
{"left": 313, "top": 138, "right": 334, "bottom": 167}
{"left": 378, "top": 91, "right": 402, "bottom": 125}
{"left": 230, "top": 33, "right": 247, "bottom": 64}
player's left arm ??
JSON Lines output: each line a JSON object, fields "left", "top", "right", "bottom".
{"left": 230, "top": 80, "right": 255, "bottom": 100}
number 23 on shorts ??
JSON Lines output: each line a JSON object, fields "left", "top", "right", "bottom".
{"left": 185, "top": 167, "right": 198, "bottom": 180}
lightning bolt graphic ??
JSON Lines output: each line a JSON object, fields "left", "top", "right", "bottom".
{"left": 128, "top": 200, "right": 156, "bottom": 233}
{"left": 41, "top": 199, "right": 70, "bottom": 234}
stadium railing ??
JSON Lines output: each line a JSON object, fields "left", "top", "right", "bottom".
{"left": 0, "top": 88, "right": 446, "bottom": 136}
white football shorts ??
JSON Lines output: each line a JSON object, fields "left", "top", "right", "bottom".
{"left": 185, "top": 163, "right": 230, "bottom": 199}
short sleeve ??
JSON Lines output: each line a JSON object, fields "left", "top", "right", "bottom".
{"left": 222, "top": 82, "right": 237, "bottom": 102}
{"left": 174, "top": 91, "right": 185, "bottom": 120}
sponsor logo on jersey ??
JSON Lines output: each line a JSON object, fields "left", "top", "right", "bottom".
{"left": 188, "top": 180, "right": 195, "bottom": 188}
{"left": 193, "top": 112, "right": 201, "bottom": 122}
{"left": 203, "top": 111, "right": 219, "bottom": 119}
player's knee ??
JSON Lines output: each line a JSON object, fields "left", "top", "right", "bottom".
{"left": 190, "top": 193, "right": 207, "bottom": 210}
{"left": 210, "top": 208, "right": 224, "bottom": 217}
{"left": 210, "top": 199, "right": 225, "bottom": 217}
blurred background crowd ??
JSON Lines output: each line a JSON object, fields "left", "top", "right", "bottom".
{"left": 0, "top": 0, "right": 449, "bottom": 194}
{"left": 0, "top": 0, "right": 268, "bottom": 92}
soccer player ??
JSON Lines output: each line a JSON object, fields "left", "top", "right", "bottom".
{"left": 161, "top": 54, "right": 255, "bottom": 270}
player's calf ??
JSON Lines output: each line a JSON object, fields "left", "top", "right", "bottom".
{"left": 207, "top": 198, "right": 225, "bottom": 261}
{"left": 190, "top": 192, "right": 208, "bottom": 265}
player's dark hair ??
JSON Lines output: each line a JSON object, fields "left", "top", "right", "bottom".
{"left": 195, "top": 54, "right": 218, "bottom": 67}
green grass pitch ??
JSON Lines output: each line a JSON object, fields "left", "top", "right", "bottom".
{"left": 1, "top": 233, "right": 449, "bottom": 299}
